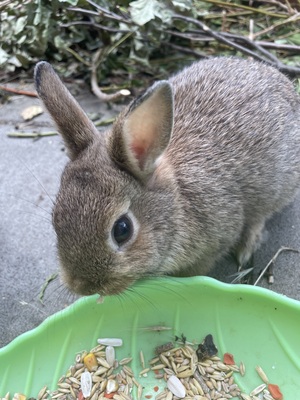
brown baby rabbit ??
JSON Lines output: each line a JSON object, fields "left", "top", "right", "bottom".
{"left": 34, "top": 58, "right": 300, "bottom": 296}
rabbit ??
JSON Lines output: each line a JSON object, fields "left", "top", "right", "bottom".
{"left": 34, "top": 57, "right": 300, "bottom": 296}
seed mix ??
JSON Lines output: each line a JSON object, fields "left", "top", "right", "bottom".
{"left": 1, "top": 334, "right": 283, "bottom": 400}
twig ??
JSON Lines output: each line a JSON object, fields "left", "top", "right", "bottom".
{"left": 165, "top": 29, "right": 300, "bottom": 55}
{"left": 230, "top": 267, "right": 254, "bottom": 284}
{"left": 61, "top": 21, "right": 131, "bottom": 34}
{"left": 172, "top": 14, "right": 300, "bottom": 77}
{"left": 67, "top": 7, "right": 99, "bottom": 17}
{"left": 255, "top": 41, "right": 300, "bottom": 52}
{"left": 68, "top": 6, "right": 131, "bottom": 24}
{"left": 94, "top": 117, "right": 115, "bottom": 126}
{"left": 198, "top": 29, "right": 282, "bottom": 64}
{"left": 256, "top": 0, "right": 293, "bottom": 13}
{"left": 253, "top": 13, "right": 300, "bottom": 39}
{"left": 91, "top": 33, "right": 132, "bottom": 102}
{"left": 85, "top": 0, "right": 130, "bottom": 23}
{"left": 65, "top": 47, "right": 90, "bottom": 67}
{"left": 201, "top": 0, "right": 286, "bottom": 18}
{"left": 0, "top": 0, "right": 11, "bottom": 11}
{"left": 7, "top": 119, "right": 114, "bottom": 139}
{"left": 173, "top": 14, "right": 280, "bottom": 63}
{"left": 7, "top": 131, "right": 58, "bottom": 138}
{"left": 39, "top": 273, "right": 58, "bottom": 304}
{"left": 164, "top": 42, "right": 208, "bottom": 59}
{"left": 254, "top": 246, "right": 299, "bottom": 286}
{"left": 0, "top": 85, "right": 37, "bottom": 97}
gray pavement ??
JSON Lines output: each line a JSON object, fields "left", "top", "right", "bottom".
{"left": 1, "top": 81, "right": 300, "bottom": 349}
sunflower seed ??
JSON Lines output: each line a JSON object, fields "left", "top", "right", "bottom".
{"left": 165, "top": 391, "right": 173, "bottom": 400}
{"left": 167, "top": 375, "right": 186, "bottom": 398}
{"left": 97, "top": 338, "right": 123, "bottom": 347}
{"left": 106, "top": 379, "right": 119, "bottom": 394}
{"left": 81, "top": 371, "right": 92, "bottom": 397}
{"left": 105, "top": 346, "right": 115, "bottom": 367}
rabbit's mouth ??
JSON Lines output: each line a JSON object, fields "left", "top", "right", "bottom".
{"left": 61, "top": 269, "right": 136, "bottom": 297}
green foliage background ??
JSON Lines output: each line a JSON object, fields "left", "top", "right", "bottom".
{"left": 1, "top": 0, "right": 300, "bottom": 84}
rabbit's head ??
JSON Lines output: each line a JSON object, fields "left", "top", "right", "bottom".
{"left": 35, "top": 62, "right": 178, "bottom": 296}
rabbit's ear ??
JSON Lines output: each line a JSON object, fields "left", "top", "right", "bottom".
{"left": 110, "top": 81, "right": 173, "bottom": 180}
{"left": 34, "top": 62, "right": 97, "bottom": 160}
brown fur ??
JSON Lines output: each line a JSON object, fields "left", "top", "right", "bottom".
{"left": 34, "top": 58, "right": 300, "bottom": 296}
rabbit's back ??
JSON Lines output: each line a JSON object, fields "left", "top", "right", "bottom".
{"left": 169, "top": 58, "right": 300, "bottom": 214}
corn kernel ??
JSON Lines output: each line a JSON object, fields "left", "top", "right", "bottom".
{"left": 83, "top": 353, "right": 98, "bottom": 371}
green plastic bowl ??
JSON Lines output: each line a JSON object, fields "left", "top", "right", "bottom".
{"left": 1, "top": 277, "right": 300, "bottom": 399}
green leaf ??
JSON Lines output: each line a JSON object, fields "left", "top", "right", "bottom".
{"left": 129, "top": 0, "right": 164, "bottom": 25}
{"left": 58, "top": 0, "right": 79, "bottom": 4}
{"left": 0, "top": 48, "right": 10, "bottom": 65}
{"left": 33, "top": 1, "right": 42, "bottom": 25}
{"left": 171, "top": 0, "right": 193, "bottom": 11}
{"left": 287, "top": 33, "right": 300, "bottom": 46}
{"left": 14, "top": 16, "right": 27, "bottom": 35}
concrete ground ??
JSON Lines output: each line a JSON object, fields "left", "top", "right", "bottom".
{"left": 1, "top": 78, "right": 300, "bottom": 349}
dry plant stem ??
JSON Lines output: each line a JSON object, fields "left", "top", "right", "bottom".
{"left": 0, "top": 0, "right": 11, "bottom": 11}
{"left": 61, "top": 21, "right": 131, "bottom": 34}
{"left": 0, "top": 85, "right": 38, "bottom": 97}
{"left": 223, "top": 33, "right": 300, "bottom": 53}
{"left": 173, "top": 14, "right": 267, "bottom": 62}
{"left": 8, "top": 119, "right": 113, "bottom": 139}
{"left": 166, "top": 29, "right": 300, "bottom": 55}
{"left": 69, "top": 6, "right": 130, "bottom": 25}
{"left": 257, "top": 0, "right": 293, "bottom": 13}
{"left": 257, "top": 41, "right": 300, "bottom": 52}
{"left": 172, "top": 14, "right": 300, "bottom": 77}
{"left": 65, "top": 47, "right": 90, "bottom": 67}
{"left": 94, "top": 117, "right": 115, "bottom": 127}
{"left": 91, "top": 50, "right": 123, "bottom": 102}
{"left": 86, "top": 0, "right": 130, "bottom": 23}
{"left": 91, "top": 34, "right": 132, "bottom": 102}
{"left": 201, "top": 0, "right": 287, "bottom": 17}
{"left": 253, "top": 13, "right": 300, "bottom": 39}
{"left": 164, "top": 42, "right": 208, "bottom": 58}
{"left": 230, "top": 267, "right": 254, "bottom": 284}
{"left": 7, "top": 131, "right": 58, "bottom": 138}
{"left": 254, "top": 246, "right": 299, "bottom": 286}
{"left": 39, "top": 273, "right": 58, "bottom": 304}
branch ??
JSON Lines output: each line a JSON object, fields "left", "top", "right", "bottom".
{"left": 7, "top": 131, "right": 58, "bottom": 138}
{"left": 201, "top": 0, "right": 287, "bottom": 18}
{"left": 0, "top": 85, "right": 37, "bottom": 97}
{"left": 172, "top": 14, "right": 300, "bottom": 77}
{"left": 253, "top": 13, "right": 300, "bottom": 39}
{"left": 61, "top": 21, "right": 131, "bottom": 33}
{"left": 163, "top": 42, "right": 208, "bottom": 59}
{"left": 68, "top": 6, "right": 132, "bottom": 25}
{"left": 85, "top": 0, "right": 131, "bottom": 23}
{"left": 91, "top": 48, "right": 130, "bottom": 102}
{"left": 254, "top": 247, "right": 299, "bottom": 286}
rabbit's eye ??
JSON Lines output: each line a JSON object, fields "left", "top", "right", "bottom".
{"left": 112, "top": 215, "right": 133, "bottom": 245}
